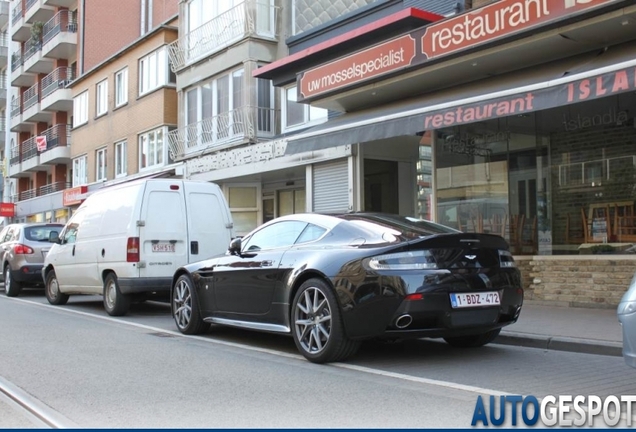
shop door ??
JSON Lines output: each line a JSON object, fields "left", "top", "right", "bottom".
{"left": 364, "top": 159, "right": 399, "bottom": 214}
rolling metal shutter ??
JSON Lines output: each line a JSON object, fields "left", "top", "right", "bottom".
{"left": 313, "top": 159, "right": 349, "bottom": 213}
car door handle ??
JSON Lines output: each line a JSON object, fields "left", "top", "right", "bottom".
{"left": 191, "top": 241, "right": 199, "bottom": 255}
{"left": 72, "top": 245, "right": 75, "bottom": 256}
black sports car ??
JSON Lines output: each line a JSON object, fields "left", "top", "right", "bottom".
{"left": 170, "top": 213, "right": 523, "bottom": 363}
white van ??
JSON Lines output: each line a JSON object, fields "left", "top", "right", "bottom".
{"left": 42, "top": 179, "right": 234, "bottom": 316}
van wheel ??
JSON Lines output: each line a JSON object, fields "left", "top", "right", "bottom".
{"left": 172, "top": 274, "right": 208, "bottom": 334}
{"left": 45, "top": 270, "right": 69, "bottom": 305}
{"left": 4, "top": 265, "right": 22, "bottom": 297}
{"left": 103, "top": 273, "right": 130, "bottom": 316}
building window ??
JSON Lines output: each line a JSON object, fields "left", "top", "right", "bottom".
{"left": 95, "top": 148, "right": 107, "bottom": 181}
{"left": 115, "top": 68, "right": 128, "bottom": 107}
{"left": 141, "top": 0, "right": 153, "bottom": 35}
{"left": 72, "top": 155, "right": 87, "bottom": 186}
{"left": 282, "top": 85, "right": 327, "bottom": 131}
{"left": 96, "top": 80, "right": 108, "bottom": 116}
{"left": 226, "top": 184, "right": 260, "bottom": 236}
{"left": 139, "top": 127, "right": 169, "bottom": 170}
{"left": 115, "top": 141, "right": 127, "bottom": 177}
{"left": 73, "top": 91, "right": 88, "bottom": 127}
{"left": 139, "top": 47, "right": 174, "bottom": 96}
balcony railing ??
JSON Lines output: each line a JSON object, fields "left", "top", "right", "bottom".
{"left": 20, "top": 188, "right": 37, "bottom": 201}
{"left": 40, "top": 124, "right": 70, "bottom": 150}
{"left": 25, "top": 0, "right": 37, "bottom": 12}
{"left": 22, "top": 135, "right": 38, "bottom": 161}
{"left": 10, "top": 97, "right": 20, "bottom": 118}
{"left": 0, "top": 116, "right": 6, "bottom": 133}
{"left": 9, "top": 145, "right": 19, "bottom": 166}
{"left": 11, "top": 3, "right": 22, "bottom": 26}
{"left": 0, "top": 33, "right": 8, "bottom": 47}
{"left": 168, "top": 0, "right": 278, "bottom": 72}
{"left": 39, "top": 181, "right": 70, "bottom": 196}
{"left": 23, "top": 82, "right": 38, "bottom": 110}
{"left": 42, "top": 66, "right": 75, "bottom": 98}
{"left": 42, "top": 10, "right": 77, "bottom": 45}
{"left": 11, "top": 51, "right": 22, "bottom": 72}
{"left": 23, "top": 37, "right": 42, "bottom": 62}
{"left": 168, "top": 106, "right": 276, "bottom": 160}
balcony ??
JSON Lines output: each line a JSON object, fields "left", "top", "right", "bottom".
{"left": 168, "top": 106, "right": 276, "bottom": 160}
{"left": 8, "top": 146, "right": 25, "bottom": 177}
{"left": 167, "top": 0, "right": 278, "bottom": 73}
{"left": 9, "top": 97, "right": 29, "bottom": 133}
{"left": 42, "top": 10, "right": 77, "bottom": 59}
{"left": 43, "top": 0, "right": 76, "bottom": 9}
{"left": 0, "top": 84, "right": 6, "bottom": 107}
{"left": 41, "top": 67, "right": 74, "bottom": 112}
{"left": 0, "top": 1, "right": 8, "bottom": 28}
{"left": 39, "top": 124, "right": 71, "bottom": 165}
{"left": 0, "top": 33, "right": 8, "bottom": 68}
{"left": 24, "top": 0, "right": 55, "bottom": 24}
{"left": 0, "top": 117, "right": 6, "bottom": 146}
{"left": 10, "top": 51, "right": 36, "bottom": 87}
{"left": 11, "top": 3, "right": 31, "bottom": 42}
{"left": 20, "top": 136, "right": 41, "bottom": 172}
{"left": 22, "top": 82, "right": 51, "bottom": 123}
{"left": 14, "top": 181, "right": 68, "bottom": 202}
{"left": 23, "top": 37, "right": 54, "bottom": 74}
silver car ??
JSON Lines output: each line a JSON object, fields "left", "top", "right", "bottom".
{"left": 0, "top": 223, "right": 64, "bottom": 297}
{"left": 618, "top": 273, "right": 636, "bottom": 368}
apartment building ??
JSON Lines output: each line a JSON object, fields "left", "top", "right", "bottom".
{"left": 0, "top": 0, "right": 11, "bottom": 222}
{"left": 6, "top": 0, "right": 177, "bottom": 222}
{"left": 68, "top": 17, "right": 180, "bottom": 202}
{"left": 167, "top": 0, "right": 459, "bottom": 236}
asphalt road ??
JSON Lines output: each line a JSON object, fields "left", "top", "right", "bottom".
{"left": 1, "top": 288, "right": 634, "bottom": 428}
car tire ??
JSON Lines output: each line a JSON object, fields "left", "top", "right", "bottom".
{"left": 4, "top": 265, "right": 22, "bottom": 297}
{"left": 443, "top": 328, "right": 501, "bottom": 348}
{"left": 172, "top": 274, "right": 209, "bottom": 335}
{"left": 45, "top": 270, "right": 69, "bottom": 305}
{"left": 291, "top": 278, "right": 360, "bottom": 364}
{"left": 103, "top": 273, "right": 131, "bottom": 317}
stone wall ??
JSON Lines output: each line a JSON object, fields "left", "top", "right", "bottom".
{"left": 516, "top": 256, "right": 636, "bottom": 309}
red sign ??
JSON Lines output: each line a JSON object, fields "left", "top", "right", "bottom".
{"left": 298, "top": 34, "right": 417, "bottom": 99}
{"left": 0, "top": 202, "right": 15, "bottom": 217}
{"left": 420, "top": 0, "right": 617, "bottom": 60}
{"left": 63, "top": 185, "right": 87, "bottom": 207}
{"left": 36, "top": 136, "right": 47, "bottom": 152}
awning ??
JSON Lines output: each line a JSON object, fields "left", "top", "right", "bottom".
{"left": 285, "top": 42, "right": 636, "bottom": 155}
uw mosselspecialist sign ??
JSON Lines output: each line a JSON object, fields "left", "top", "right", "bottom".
{"left": 421, "top": 65, "right": 636, "bottom": 129}
{"left": 297, "top": 0, "right": 619, "bottom": 100}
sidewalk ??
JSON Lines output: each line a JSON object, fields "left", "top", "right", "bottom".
{"left": 495, "top": 301, "right": 623, "bottom": 357}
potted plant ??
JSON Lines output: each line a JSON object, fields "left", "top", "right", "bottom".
{"left": 590, "top": 244, "right": 616, "bottom": 255}
{"left": 30, "top": 21, "right": 43, "bottom": 44}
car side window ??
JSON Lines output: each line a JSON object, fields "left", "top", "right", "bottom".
{"left": 61, "top": 208, "right": 87, "bottom": 245}
{"left": 4, "top": 227, "right": 17, "bottom": 242}
{"left": 295, "top": 224, "right": 327, "bottom": 244}
{"left": 242, "top": 221, "right": 308, "bottom": 252}
{"left": 0, "top": 226, "right": 10, "bottom": 243}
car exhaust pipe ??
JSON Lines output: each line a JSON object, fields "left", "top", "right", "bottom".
{"left": 395, "top": 314, "right": 413, "bottom": 329}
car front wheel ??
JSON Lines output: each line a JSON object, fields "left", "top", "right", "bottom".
{"left": 103, "top": 273, "right": 130, "bottom": 317}
{"left": 4, "top": 265, "right": 22, "bottom": 297}
{"left": 172, "top": 274, "right": 208, "bottom": 335}
{"left": 444, "top": 328, "right": 501, "bottom": 348}
{"left": 291, "top": 278, "right": 359, "bottom": 364}
{"left": 45, "top": 270, "right": 69, "bottom": 305}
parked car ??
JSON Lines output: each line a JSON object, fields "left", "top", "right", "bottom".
{"left": 43, "top": 179, "right": 234, "bottom": 316}
{"left": 617, "top": 273, "right": 636, "bottom": 368}
{"left": 0, "top": 223, "right": 64, "bottom": 297}
{"left": 170, "top": 212, "right": 523, "bottom": 363}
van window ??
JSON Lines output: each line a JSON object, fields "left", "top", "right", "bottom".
{"left": 62, "top": 207, "right": 87, "bottom": 244}
{"left": 146, "top": 191, "right": 185, "bottom": 232}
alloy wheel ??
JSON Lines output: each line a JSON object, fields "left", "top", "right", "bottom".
{"left": 294, "top": 287, "right": 332, "bottom": 354}
{"left": 173, "top": 278, "right": 192, "bottom": 330}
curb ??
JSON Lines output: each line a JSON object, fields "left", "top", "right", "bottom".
{"left": 495, "top": 331, "right": 623, "bottom": 357}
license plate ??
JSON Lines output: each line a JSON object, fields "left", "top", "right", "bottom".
{"left": 152, "top": 242, "right": 175, "bottom": 253}
{"left": 450, "top": 291, "right": 500, "bottom": 308}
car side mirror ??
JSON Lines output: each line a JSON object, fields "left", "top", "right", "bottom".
{"left": 228, "top": 237, "right": 242, "bottom": 255}
{"left": 49, "top": 232, "right": 61, "bottom": 244}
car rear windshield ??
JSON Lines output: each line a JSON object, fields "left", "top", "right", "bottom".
{"left": 340, "top": 214, "right": 459, "bottom": 239}
{"left": 24, "top": 225, "right": 63, "bottom": 242}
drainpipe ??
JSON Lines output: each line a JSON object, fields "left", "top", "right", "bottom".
{"left": 79, "top": 0, "right": 85, "bottom": 74}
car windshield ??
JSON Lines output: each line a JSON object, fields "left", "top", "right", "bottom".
{"left": 24, "top": 225, "right": 62, "bottom": 242}
{"left": 339, "top": 213, "right": 459, "bottom": 239}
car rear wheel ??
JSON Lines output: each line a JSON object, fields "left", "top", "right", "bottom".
{"left": 4, "top": 265, "right": 22, "bottom": 297}
{"left": 172, "top": 274, "right": 208, "bottom": 334}
{"left": 45, "top": 270, "right": 69, "bottom": 305}
{"left": 291, "top": 278, "right": 360, "bottom": 364}
{"left": 103, "top": 273, "right": 130, "bottom": 317}
{"left": 444, "top": 328, "right": 501, "bottom": 348}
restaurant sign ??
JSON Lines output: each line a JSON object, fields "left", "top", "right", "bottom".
{"left": 298, "top": 0, "right": 618, "bottom": 100}
{"left": 62, "top": 185, "right": 88, "bottom": 207}
{"left": 421, "top": 65, "right": 636, "bottom": 129}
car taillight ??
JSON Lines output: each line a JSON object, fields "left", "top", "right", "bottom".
{"left": 13, "top": 244, "right": 34, "bottom": 255}
{"left": 127, "top": 237, "right": 140, "bottom": 262}
{"left": 368, "top": 250, "right": 437, "bottom": 270}
{"left": 498, "top": 250, "right": 517, "bottom": 268}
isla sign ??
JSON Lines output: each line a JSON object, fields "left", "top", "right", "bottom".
{"left": 297, "top": 0, "right": 618, "bottom": 100}
{"left": 299, "top": 35, "right": 416, "bottom": 99}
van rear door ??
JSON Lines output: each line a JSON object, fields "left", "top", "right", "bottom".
{"left": 184, "top": 182, "right": 233, "bottom": 262}
{"left": 138, "top": 181, "right": 188, "bottom": 279}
